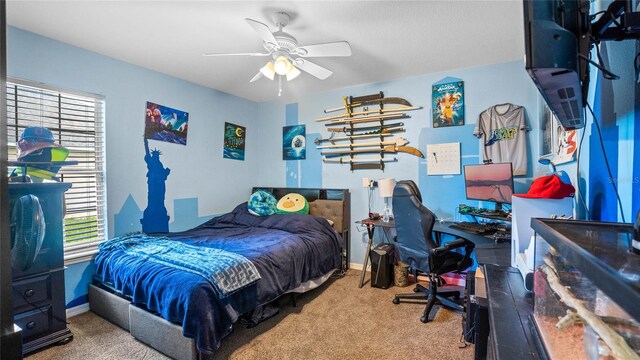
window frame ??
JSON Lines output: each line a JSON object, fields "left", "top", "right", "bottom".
{"left": 7, "top": 77, "right": 107, "bottom": 265}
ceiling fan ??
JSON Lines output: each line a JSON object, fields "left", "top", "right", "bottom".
{"left": 203, "top": 12, "right": 352, "bottom": 86}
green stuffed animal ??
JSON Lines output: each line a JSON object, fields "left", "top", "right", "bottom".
{"left": 275, "top": 193, "right": 309, "bottom": 214}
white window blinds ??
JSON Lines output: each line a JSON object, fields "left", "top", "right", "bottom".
{"left": 6, "top": 79, "right": 106, "bottom": 263}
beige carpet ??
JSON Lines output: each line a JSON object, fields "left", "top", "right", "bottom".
{"left": 27, "top": 270, "right": 473, "bottom": 360}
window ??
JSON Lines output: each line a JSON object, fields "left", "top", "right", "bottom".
{"left": 6, "top": 79, "right": 106, "bottom": 264}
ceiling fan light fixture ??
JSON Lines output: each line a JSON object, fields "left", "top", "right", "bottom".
{"left": 286, "top": 66, "right": 301, "bottom": 81}
{"left": 259, "top": 61, "right": 276, "bottom": 80}
{"left": 274, "top": 56, "right": 292, "bottom": 76}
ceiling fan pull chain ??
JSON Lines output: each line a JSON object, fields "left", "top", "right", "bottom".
{"left": 278, "top": 76, "right": 282, "bottom": 97}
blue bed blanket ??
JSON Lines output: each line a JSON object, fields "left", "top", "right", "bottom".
{"left": 95, "top": 203, "right": 342, "bottom": 355}
{"left": 98, "top": 234, "right": 261, "bottom": 299}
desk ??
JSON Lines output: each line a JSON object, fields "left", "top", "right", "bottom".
{"left": 356, "top": 220, "right": 512, "bottom": 288}
{"left": 356, "top": 219, "right": 395, "bottom": 288}
{"left": 433, "top": 222, "right": 511, "bottom": 267}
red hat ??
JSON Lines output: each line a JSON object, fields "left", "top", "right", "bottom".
{"left": 513, "top": 174, "right": 575, "bottom": 199}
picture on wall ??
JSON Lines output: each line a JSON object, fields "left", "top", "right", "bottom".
{"left": 553, "top": 119, "right": 577, "bottom": 165}
{"left": 145, "top": 101, "right": 189, "bottom": 145}
{"left": 541, "top": 106, "right": 577, "bottom": 165}
{"left": 223, "top": 122, "right": 246, "bottom": 161}
{"left": 432, "top": 81, "right": 464, "bottom": 128}
{"left": 282, "top": 125, "right": 306, "bottom": 160}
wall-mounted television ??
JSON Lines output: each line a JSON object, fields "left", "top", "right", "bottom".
{"left": 523, "top": 0, "right": 591, "bottom": 130}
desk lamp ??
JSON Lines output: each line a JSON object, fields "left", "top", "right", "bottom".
{"left": 378, "top": 178, "right": 395, "bottom": 222}
{"left": 538, "top": 157, "right": 572, "bottom": 185}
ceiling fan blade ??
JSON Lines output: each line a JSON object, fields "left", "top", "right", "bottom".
{"left": 249, "top": 71, "right": 264, "bottom": 83}
{"left": 245, "top": 18, "right": 278, "bottom": 46}
{"left": 203, "top": 52, "right": 270, "bottom": 57}
{"left": 295, "top": 59, "right": 333, "bottom": 80}
{"left": 295, "top": 41, "right": 352, "bottom": 57}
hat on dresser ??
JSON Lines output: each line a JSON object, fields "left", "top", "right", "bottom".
{"left": 513, "top": 174, "right": 575, "bottom": 199}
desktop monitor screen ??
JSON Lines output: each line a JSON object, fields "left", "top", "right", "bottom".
{"left": 464, "top": 163, "right": 514, "bottom": 205}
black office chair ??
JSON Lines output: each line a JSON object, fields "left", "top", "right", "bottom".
{"left": 392, "top": 180, "right": 475, "bottom": 323}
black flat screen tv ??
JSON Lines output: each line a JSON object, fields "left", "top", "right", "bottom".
{"left": 523, "top": 0, "right": 591, "bottom": 129}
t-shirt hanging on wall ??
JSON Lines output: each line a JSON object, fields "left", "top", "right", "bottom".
{"left": 473, "top": 104, "right": 528, "bottom": 175}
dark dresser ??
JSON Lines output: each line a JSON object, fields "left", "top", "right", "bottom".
{"left": 9, "top": 182, "right": 73, "bottom": 354}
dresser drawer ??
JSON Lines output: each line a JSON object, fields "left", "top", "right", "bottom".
{"left": 14, "top": 306, "right": 52, "bottom": 340}
{"left": 13, "top": 273, "right": 51, "bottom": 310}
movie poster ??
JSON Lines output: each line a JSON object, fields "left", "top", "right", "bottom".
{"left": 223, "top": 122, "right": 246, "bottom": 161}
{"left": 432, "top": 81, "right": 464, "bottom": 128}
{"left": 283, "top": 125, "right": 306, "bottom": 160}
{"left": 145, "top": 102, "right": 189, "bottom": 145}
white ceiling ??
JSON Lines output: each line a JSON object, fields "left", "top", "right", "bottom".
{"left": 7, "top": 1, "right": 525, "bottom": 103}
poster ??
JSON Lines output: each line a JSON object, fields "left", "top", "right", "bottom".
{"left": 432, "top": 81, "right": 464, "bottom": 128}
{"left": 223, "top": 122, "right": 246, "bottom": 161}
{"left": 541, "top": 107, "right": 577, "bottom": 165}
{"left": 283, "top": 125, "right": 306, "bottom": 160}
{"left": 553, "top": 121, "right": 577, "bottom": 165}
{"left": 145, "top": 101, "right": 189, "bottom": 145}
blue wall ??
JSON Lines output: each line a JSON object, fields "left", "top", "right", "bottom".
{"left": 7, "top": 27, "right": 264, "bottom": 307}
{"left": 579, "top": 16, "right": 639, "bottom": 223}
{"left": 257, "top": 60, "right": 547, "bottom": 266}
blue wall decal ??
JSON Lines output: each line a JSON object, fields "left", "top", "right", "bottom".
{"left": 170, "top": 198, "right": 216, "bottom": 231}
{"left": 114, "top": 194, "right": 143, "bottom": 236}
{"left": 141, "top": 138, "right": 171, "bottom": 233}
{"left": 589, "top": 59, "right": 620, "bottom": 222}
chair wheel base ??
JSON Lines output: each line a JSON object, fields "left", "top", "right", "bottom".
{"left": 420, "top": 315, "right": 428, "bottom": 323}
{"left": 392, "top": 297, "right": 400, "bottom": 304}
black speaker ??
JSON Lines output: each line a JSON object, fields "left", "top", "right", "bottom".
{"left": 370, "top": 244, "right": 394, "bottom": 289}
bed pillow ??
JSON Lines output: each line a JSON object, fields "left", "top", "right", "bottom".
{"left": 275, "top": 193, "right": 309, "bottom": 214}
{"left": 247, "top": 190, "right": 277, "bottom": 216}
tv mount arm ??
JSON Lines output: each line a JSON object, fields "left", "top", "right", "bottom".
{"left": 589, "top": 0, "right": 640, "bottom": 41}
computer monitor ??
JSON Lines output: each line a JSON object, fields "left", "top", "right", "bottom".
{"left": 464, "top": 163, "right": 514, "bottom": 212}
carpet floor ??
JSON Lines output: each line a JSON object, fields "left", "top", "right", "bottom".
{"left": 26, "top": 270, "right": 473, "bottom": 360}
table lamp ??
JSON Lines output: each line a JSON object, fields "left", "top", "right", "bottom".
{"left": 378, "top": 178, "right": 395, "bottom": 222}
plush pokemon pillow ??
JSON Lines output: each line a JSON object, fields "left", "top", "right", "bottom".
{"left": 275, "top": 193, "right": 309, "bottom": 214}
{"left": 247, "top": 190, "right": 277, "bottom": 216}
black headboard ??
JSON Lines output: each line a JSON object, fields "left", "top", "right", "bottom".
{"left": 252, "top": 187, "right": 351, "bottom": 270}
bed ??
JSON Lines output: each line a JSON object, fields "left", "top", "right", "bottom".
{"left": 89, "top": 187, "right": 350, "bottom": 360}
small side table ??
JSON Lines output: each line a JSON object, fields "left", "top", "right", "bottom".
{"left": 356, "top": 218, "right": 396, "bottom": 288}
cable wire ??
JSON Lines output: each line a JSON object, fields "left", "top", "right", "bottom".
{"left": 575, "top": 108, "right": 591, "bottom": 220}
{"left": 586, "top": 101, "right": 626, "bottom": 223}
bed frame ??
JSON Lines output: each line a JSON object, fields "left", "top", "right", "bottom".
{"left": 89, "top": 187, "right": 350, "bottom": 360}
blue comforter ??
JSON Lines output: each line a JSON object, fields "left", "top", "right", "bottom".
{"left": 95, "top": 203, "right": 342, "bottom": 354}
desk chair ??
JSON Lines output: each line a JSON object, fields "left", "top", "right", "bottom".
{"left": 392, "top": 180, "right": 475, "bottom": 323}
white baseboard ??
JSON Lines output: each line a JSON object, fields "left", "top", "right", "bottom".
{"left": 349, "top": 262, "right": 367, "bottom": 271}
{"left": 66, "top": 302, "right": 90, "bottom": 318}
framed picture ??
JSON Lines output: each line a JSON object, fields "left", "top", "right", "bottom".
{"left": 283, "top": 125, "right": 306, "bottom": 160}
{"left": 541, "top": 106, "right": 577, "bottom": 165}
{"left": 432, "top": 81, "right": 464, "bottom": 128}
{"left": 145, "top": 101, "right": 189, "bottom": 145}
{"left": 223, "top": 122, "right": 246, "bottom": 161}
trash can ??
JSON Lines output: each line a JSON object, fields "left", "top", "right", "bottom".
{"left": 394, "top": 262, "right": 409, "bottom": 287}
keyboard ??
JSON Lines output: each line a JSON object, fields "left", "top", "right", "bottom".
{"left": 448, "top": 222, "right": 496, "bottom": 234}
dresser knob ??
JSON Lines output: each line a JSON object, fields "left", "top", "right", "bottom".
{"left": 26, "top": 321, "right": 35, "bottom": 330}
{"left": 24, "top": 289, "right": 35, "bottom": 298}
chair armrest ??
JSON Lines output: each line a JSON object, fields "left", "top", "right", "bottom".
{"left": 432, "top": 238, "right": 475, "bottom": 272}
{"left": 431, "top": 238, "right": 475, "bottom": 256}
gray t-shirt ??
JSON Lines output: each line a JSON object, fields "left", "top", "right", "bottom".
{"left": 473, "top": 104, "right": 528, "bottom": 175}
